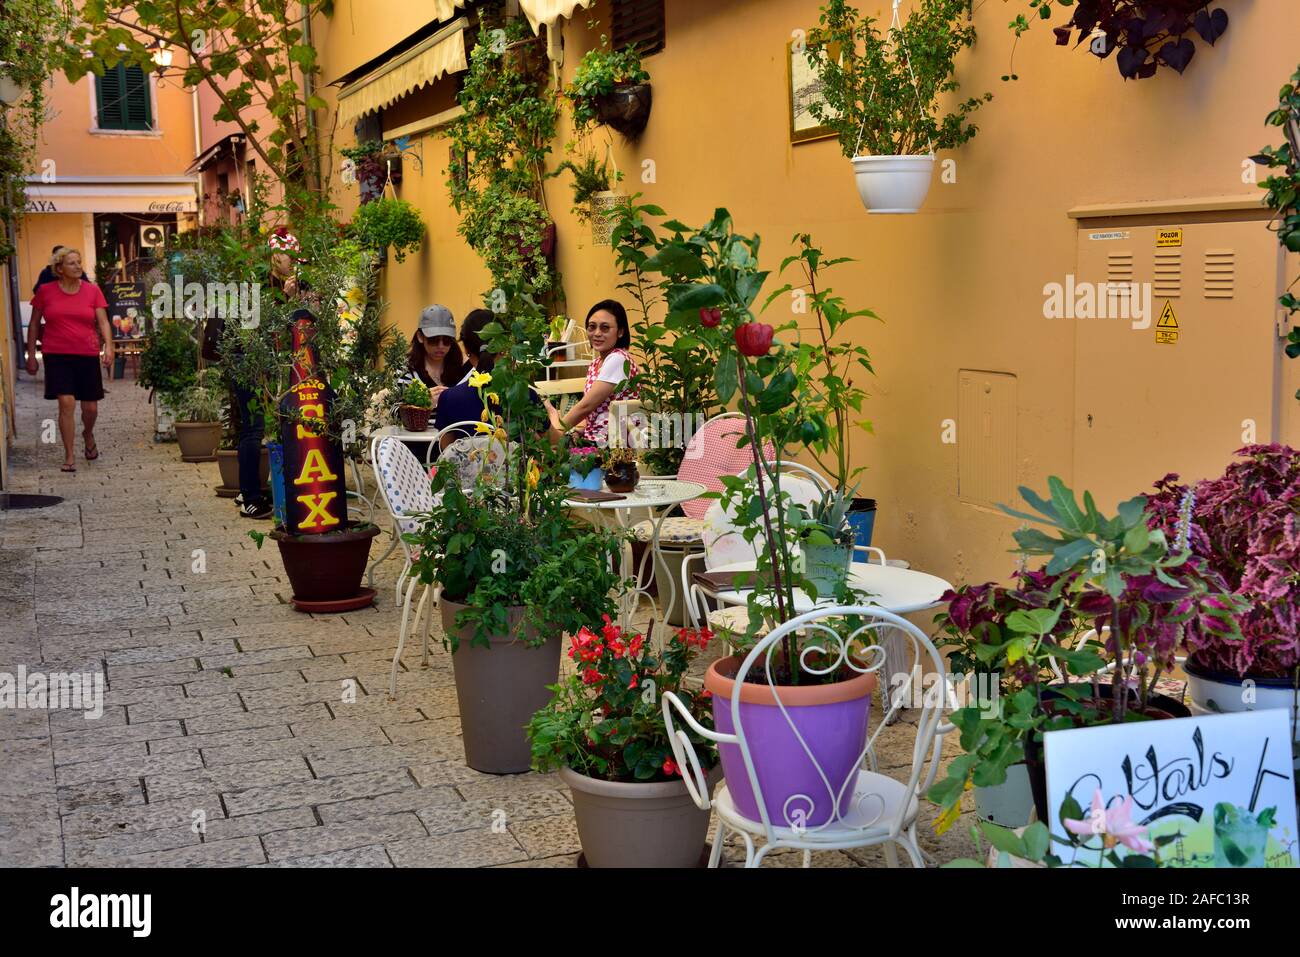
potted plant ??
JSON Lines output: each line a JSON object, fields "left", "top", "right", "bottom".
{"left": 568, "top": 445, "right": 604, "bottom": 490}
{"left": 1145, "top": 447, "right": 1300, "bottom": 754}
{"left": 350, "top": 195, "right": 425, "bottom": 263}
{"left": 340, "top": 139, "right": 388, "bottom": 203}
{"left": 565, "top": 36, "right": 651, "bottom": 139}
{"left": 172, "top": 368, "right": 225, "bottom": 462}
{"left": 408, "top": 283, "right": 627, "bottom": 773}
{"left": 603, "top": 446, "right": 640, "bottom": 493}
{"left": 398, "top": 379, "right": 433, "bottom": 432}
{"left": 927, "top": 477, "right": 1243, "bottom": 829}
{"left": 138, "top": 317, "right": 198, "bottom": 440}
{"left": 635, "top": 206, "right": 884, "bottom": 827}
{"left": 793, "top": 486, "right": 857, "bottom": 595}
{"left": 556, "top": 150, "right": 623, "bottom": 243}
{"left": 804, "top": 0, "right": 991, "bottom": 213}
{"left": 1007, "top": 0, "right": 1230, "bottom": 81}
{"left": 528, "top": 619, "right": 718, "bottom": 866}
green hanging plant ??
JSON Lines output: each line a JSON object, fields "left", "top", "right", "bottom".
{"left": 350, "top": 196, "right": 425, "bottom": 263}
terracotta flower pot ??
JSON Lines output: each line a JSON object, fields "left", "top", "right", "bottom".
{"left": 270, "top": 522, "right": 379, "bottom": 606}
{"left": 594, "top": 82, "right": 652, "bottom": 138}
{"left": 399, "top": 405, "right": 432, "bottom": 432}
{"left": 560, "top": 765, "right": 715, "bottom": 867}
{"left": 704, "top": 655, "right": 878, "bottom": 828}
{"left": 175, "top": 421, "right": 222, "bottom": 462}
{"left": 216, "top": 447, "right": 270, "bottom": 494}
{"left": 442, "top": 599, "right": 561, "bottom": 774}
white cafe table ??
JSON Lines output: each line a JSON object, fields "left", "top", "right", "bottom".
{"left": 565, "top": 479, "right": 706, "bottom": 645}
{"left": 708, "top": 560, "right": 952, "bottom": 617}
{"left": 370, "top": 424, "right": 441, "bottom": 465}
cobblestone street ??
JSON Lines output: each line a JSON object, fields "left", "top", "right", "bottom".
{"left": 0, "top": 369, "right": 976, "bottom": 867}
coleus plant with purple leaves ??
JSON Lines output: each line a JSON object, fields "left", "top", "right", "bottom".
{"left": 1146, "top": 444, "right": 1300, "bottom": 679}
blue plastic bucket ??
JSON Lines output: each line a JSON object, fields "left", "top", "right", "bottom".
{"left": 847, "top": 498, "right": 877, "bottom": 548}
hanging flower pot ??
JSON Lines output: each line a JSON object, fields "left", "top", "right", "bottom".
{"left": 850, "top": 154, "right": 935, "bottom": 214}
{"left": 594, "top": 82, "right": 652, "bottom": 139}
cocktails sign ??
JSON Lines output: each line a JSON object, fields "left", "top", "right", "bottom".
{"left": 278, "top": 311, "right": 348, "bottom": 535}
{"left": 1045, "top": 710, "right": 1297, "bottom": 867}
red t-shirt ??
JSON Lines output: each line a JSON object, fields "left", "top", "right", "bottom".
{"left": 33, "top": 281, "right": 107, "bottom": 356}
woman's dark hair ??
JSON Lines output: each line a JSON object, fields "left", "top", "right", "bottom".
{"left": 587, "top": 299, "right": 631, "bottom": 349}
{"left": 461, "top": 308, "right": 496, "bottom": 373}
{"left": 407, "top": 330, "right": 465, "bottom": 387}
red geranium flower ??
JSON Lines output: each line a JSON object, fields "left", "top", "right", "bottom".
{"left": 663, "top": 758, "right": 679, "bottom": 776}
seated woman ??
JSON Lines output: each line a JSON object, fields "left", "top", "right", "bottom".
{"left": 544, "top": 299, "right": 639, "bottom": 446}
{"left": 399, "top": 304, "right": 466, "bottom": 410}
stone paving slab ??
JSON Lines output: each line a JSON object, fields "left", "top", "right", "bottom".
{"left": 0, "top": 367, "right": 979, "bottom": 868}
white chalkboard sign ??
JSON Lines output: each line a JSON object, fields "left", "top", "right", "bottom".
{"left": 1044, "top": 710, "right": 1298, "bottom": 867}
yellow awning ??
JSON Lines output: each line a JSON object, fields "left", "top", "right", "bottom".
{"left": 518, "top": 0, "right": 597, "bottom": 33}
{"left": 336, "top": 18, "right": 468, "bottom": 127}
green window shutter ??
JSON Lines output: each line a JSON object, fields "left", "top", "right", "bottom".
{"left": 95, "top": 63, "right": 152, "bottom": 130}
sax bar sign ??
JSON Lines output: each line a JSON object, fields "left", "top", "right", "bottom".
{"left": 279, "top": 316, "right": 347, "bottom": 535}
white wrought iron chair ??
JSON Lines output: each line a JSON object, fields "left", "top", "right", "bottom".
{"left": 662, "top": 605, "right": 950, "bottom": 868}
{"left": 370, "top": 436, "right": 439, "bottom": 699}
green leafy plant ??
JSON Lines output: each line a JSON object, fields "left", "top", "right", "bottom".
{"left": 796, "top": 486, "right": 856, "bottom": 546}
{"left": 804, "top": 0, "right": 991, "bottom": 158}
{"left": 138, "top": 318, "right": 198, "bottom": 402}
{"left": 447, "top": 17, "right": 560, "bottom": 295}
{"left": 528, "top": 620, "right": 717, "bottom": 781}
{"left": 569, "top": 445, "right": 603, "bottom": 477}
{"left": 556, "top": 151, "right": 620, "bottom": 224}
{"left": 173, "top": 369, "right": 225, "bottom": 423}
{"left": 565, "top": 37, "right": 650, "bottom": 133}
{"left": 1251, "top": 63, "right": 1300, "bottom": 398}
{"left": 350, "top": 196, "right": 425, "bottom": 263}
{"left": 401, "top": 379, "right": 431, "bottom": 409}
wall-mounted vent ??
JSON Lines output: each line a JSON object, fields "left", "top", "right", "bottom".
{"left": 1153, "top": 251, "right": 1182, "bottom": 298}
{"left": 1203, "top": 248, "right": 1235, "bottom": 299}
{"left": 1106, "top": 251, "right": 1134, "bottom": 285}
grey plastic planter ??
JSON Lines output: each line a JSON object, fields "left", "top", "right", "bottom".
{"left": 560, "top": 765, "right": 714, "bottom": 867}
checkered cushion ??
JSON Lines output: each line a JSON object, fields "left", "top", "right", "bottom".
{"left": 375, "top": 437, "right": 435, "bottom": 518}
{"left": 632, "top": 516, "right": 705, "bottom": 544}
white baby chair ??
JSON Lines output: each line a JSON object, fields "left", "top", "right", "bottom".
{"left": 370, "top": 435, "right": 440, "bottom": 699}
{"left": 680, "top": 463, "right": 887, "bottom": 643}
{"left": 662, "top": 604, "right": 951, "bottom": 868}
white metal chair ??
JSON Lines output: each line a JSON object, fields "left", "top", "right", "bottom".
{"left": 662, "top": 604, "right": 950, "bottom": 868}
{"left": 370, "top": 436, "right": 439, "bottom": 698}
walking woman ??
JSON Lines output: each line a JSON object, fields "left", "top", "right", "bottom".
{"left": 25, "top": 248, "right": 114, "bottom": 472}
{"left": 544, "top": 299, "right": 639, "bottom": 446}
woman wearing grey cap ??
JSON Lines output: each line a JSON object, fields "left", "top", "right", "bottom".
{"left": 400, "top": 304, "right": 466, "bottom": 408}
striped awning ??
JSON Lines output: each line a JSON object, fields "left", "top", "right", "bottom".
{"left": 518, "top": 0, "right": 597, "bottom": 33}
{"left": 336, "top": 18, "right": 468, "bottom": 127}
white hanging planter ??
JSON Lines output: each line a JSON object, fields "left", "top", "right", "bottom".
{"left": 850, "top": 154, "right": 935, "bottom": 214}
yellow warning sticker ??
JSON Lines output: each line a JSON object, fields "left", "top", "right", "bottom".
{"left": 1155, "top": 299, "right": 1179, "bottom": 344}
{"left": 1156, "top": 228, "right": 1183, "bottom": 248}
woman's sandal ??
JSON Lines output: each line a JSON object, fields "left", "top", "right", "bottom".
{"left": 85, "top": 440, "right": 99, "bottom": 461}
{"left": 61, "top": 464, "right": 76, "bottom": 473}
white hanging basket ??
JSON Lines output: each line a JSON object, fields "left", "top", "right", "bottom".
{"left": 850, "top": 154, "right": 935, "bottom": 214}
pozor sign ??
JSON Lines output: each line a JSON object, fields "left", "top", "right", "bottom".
{"left": 279, "top": 311, "right": 347, "bottom": 535}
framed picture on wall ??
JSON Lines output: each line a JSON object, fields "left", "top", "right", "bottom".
{"left": 787, "top": 36, "right": 838, "bottom": 145}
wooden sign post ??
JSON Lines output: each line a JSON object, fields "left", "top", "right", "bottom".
{"left": 278, "top": 310, "right": 348, "bottom": 535}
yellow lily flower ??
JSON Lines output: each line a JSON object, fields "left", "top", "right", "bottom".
{"left": 486, "top": 392, "right": 500, "bottom": 406}
{"left": 468, "top": 370, "right": 492, "bottom": 389}
{"left": 474, "top": 422, "right": 494, "bottom": 435}
{"left": 525, "top": 459, "right": 540, "bottom": 490}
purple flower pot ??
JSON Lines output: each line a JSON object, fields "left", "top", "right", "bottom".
{"left": 705, "top": 655, "right": 876, "bottom": 829}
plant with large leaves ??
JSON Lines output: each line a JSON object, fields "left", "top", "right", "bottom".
{"left": 1008, "top": 0, "right": 1229, "bottom": 81}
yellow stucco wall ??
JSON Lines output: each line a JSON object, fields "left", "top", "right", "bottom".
{"left": 314, "top": 0, "right": 1300, "bottom": 591}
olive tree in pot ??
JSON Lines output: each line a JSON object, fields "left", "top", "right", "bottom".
{"left": 138, "top": 317, "right": 197, "bottom": 441}
{"left": 528, "top": 619, "right": 719, "bottom": 866}
{"left": 804, "top": 0, "right": 991, "bottom": 214}
{"left": 172, "top": 369, "right": 225, "bottom": 462}
{"left": 408, "top": 284, "right": 626, "bottom": 773}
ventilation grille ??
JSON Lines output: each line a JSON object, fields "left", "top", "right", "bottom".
{"left": 1153, "top": 251, "right": 1181, "bottom": 298}
{"left": 1106, "top": 251, "right": 1134, "bottom": 284}
{"left": 613, "top": 0, "right": 665, "bottom": 56}
{"left": 1204, "top": 249, "right": 1235, "bottom": 299}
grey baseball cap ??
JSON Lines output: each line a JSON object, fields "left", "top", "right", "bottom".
{"left": 418, "top": 304, "right": 455, "bottom": 339}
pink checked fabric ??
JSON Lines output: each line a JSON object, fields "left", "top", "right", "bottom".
{"left": 676, "top": 415, "right": 775, "bottom": 520}
{"left": 580, "top": 348, "right": 640, "bottom": 446}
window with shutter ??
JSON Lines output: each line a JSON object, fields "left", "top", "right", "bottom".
{"left": 612, "top": 0, "right": 665, "bottom": 57}
{"left": 95, "top": 64, "right": 153, "bottom": 131}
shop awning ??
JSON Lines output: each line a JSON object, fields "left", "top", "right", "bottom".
{"left": 187, "top": 133, "right": 246, "bottom": 174}
{"left": 336, "top": 18, "right": 468, "bottom": 127}
{"left": 23, "top": 178, "right": 198, "bottom": 214}
{"left": 519, "top": 0, "right": 597, "bottom": 33}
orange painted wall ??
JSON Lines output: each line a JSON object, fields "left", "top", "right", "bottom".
{"left": 314, "top": 0, "right": 1300, "bottom": 594}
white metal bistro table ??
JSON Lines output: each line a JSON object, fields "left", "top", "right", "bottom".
{"left": 708, "top": 559, "right": 953, "bottom": 714}
{"left": 565, "top": 479, "right": 706, "bottom": 644}
{"left": 371, "top": 424, "right": 441, "bottom": 465}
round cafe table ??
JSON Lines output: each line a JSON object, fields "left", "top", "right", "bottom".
{"left": 565, "top": 479, "right": 706, "bottom": 645}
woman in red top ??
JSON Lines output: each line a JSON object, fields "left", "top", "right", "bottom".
{"left": 25, "top": 248, "right": 114, "bottom": 472}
